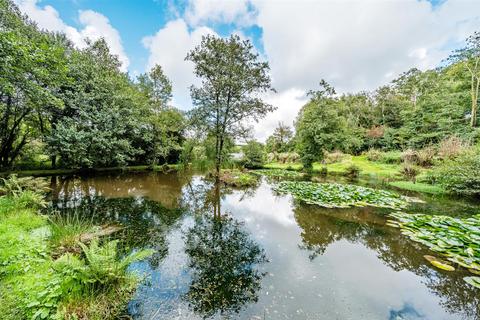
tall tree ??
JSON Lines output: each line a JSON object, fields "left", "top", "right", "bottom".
{"left": 448, "top": 31, "right": 480, "bottom": 127}
{"left": 266, "top": 122, "right": 293, "bottom": 153}
{"left": 186, "top": 34, "right": 275, "bottom": 180}
{"left": 137, "top": 64, "right": 172, "bottom": 111}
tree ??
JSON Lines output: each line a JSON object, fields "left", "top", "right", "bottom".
{"left": 137, "top": 64, "right": 172, "bottom": 111}
{"left": 186, "top": 34, "right": 275, "bottom": 180}
{"left": 242, "top": 140, "right": 265, "bottom": 169}
{"left": 448, "top": 31, "right": 480, "bottom": 127}
{"left": 295, "top": 81, "right": 347, "bottom": 170}
{"left": 265, "top": 122, "right": 293, "bottom": 153}
{"left": 0, "top": 1, "right": 67, "bottom": 168}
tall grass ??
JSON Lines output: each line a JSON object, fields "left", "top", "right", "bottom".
{"left": 48, "top": 211, "right": 94, "bottom": 249}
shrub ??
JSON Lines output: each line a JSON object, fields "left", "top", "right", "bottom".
{"left": 430, "top": 151, "right": 480, "bottom": 196}
{"left": 366, "top": 149, "right": 381, "bottom": 161}
{"left": 0, "top": 174, "right": 49, "bottom": 197}
{"left": 242, "top": 141, "right": 265, "bottom": 169}
{"left": 416, "top": 146, "right": 436, "bottom": 167}
{"left": 401, "top": 149, "right": 418, "bottom": 164}
{"left": 400, "top": 164, "right": 420, "bottom": 183}
{"left": 325, "top": 150, "right": 344, "bottom": 164}
{"left": 344, "top": 164, "right": 360, "bottom": 180}
{"left": 379, "top": 151, "right": 402, "bottom": 164}
{"left": 438, "top": 136, "right": 469, "bottom": 160}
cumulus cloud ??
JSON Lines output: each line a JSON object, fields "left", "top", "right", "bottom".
{"left": 142, "top": 19, "right": 216, "bottom": 109}
{"left": 185, "top": 0, "right": 254, "bottom": 27}
{"left": 15, "top": 0, "right": 130, "bottom": 71}
{"left": 252, "top": 0, "right": 480, "bottom": 93}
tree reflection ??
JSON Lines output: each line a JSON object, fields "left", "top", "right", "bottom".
{"left": 48, "top": 193, "right": 184, "bottom": 268}
{"left": 293, "top": 203, "right": 480, "bottom": 318}
{"left": 183, "top": 183, "right": 267, "bottom": 318}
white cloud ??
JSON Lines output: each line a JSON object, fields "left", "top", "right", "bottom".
{"left": 15, "top": 0, "right": 130, "bottom": 71}
{"left": 142, "top": 19, "right": 216, "bottom": 109}
{"left": 252, "top": 0, "right": 480, "bottom": 93}
{"left": 254, "top": 88, "right": 307, "bottom": 142}
{"left": 185, "top": 0, "right": 254, "bottom": 27}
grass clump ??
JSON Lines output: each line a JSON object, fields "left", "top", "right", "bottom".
{"left": 48, "top": 212, "right": 95, "bottom": 251}
{"left": 388, "top": 212, "right": 480, "bottom": 281}
{"left": 274, "top": 181, "right": 409, "bottom": 209}
{"left": 218, "top": 169, "right": 258, "bottom": 187}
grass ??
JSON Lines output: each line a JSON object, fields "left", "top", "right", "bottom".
{"left": 219, "top": 169, "right": 258, "bottom": 187}
{"left": 264, "top": 155, "right": 404, "bottom": 178}
{"left": 0, "top": 190, "right": 152, "bottom": 320}
{"left": 388, "top": 181, "right": 446, "bottom": 195}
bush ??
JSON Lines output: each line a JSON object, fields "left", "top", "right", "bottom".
{"left": 344, "top": 164, "right": 360, "bottom": 180}
{"left": 401, "top": 149, "right": 418, "bottom": 164}
{"left": 242, "top": 141, "right": 265, "bottom": 169}
{"left": 0, "top": 174, "right": 49, "bottom": 197}
{"left": 416, "top": 146, "right": 436, "bottom": 167}
{"left": 430, "top": 152, "right": 480, "bottom": 196}
{"left": 366, "top": 149, "right": 381, "bottom": 161}
{"left": 438, "top": 136, "right": 469, "bottom": 160}
{"left": 400, "top": 164, "right": 420, "bottom": 183}
{"left": 325, "top": 150, "right": 345, "bottom": 164}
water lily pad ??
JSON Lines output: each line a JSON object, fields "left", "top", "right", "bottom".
{"left": 463, "top": 276, "right": 480, "bottom": 289}
{"left": 424, "top": 255, "right": 455, "bottom": 271}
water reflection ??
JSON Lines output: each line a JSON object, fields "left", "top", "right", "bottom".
{"left": 184, "top": 213, "right": 267, "bottom": 318}
{"left": 47, "top": 173, "right": 480, "bottom": 319}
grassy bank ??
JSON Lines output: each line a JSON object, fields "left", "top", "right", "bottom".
{"left": 0, "top": 183, "right": 152, "bottom": 319}
{"left": 0, "top": 164, "right": 180, "bottom": 177}
{"left": 263, "top": 155, "right": 404, "bottom": 179}
{"left": 261, "top": 155, "right": 448, "bottom": 195}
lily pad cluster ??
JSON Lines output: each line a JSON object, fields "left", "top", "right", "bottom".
{"left": 274, "top": 181, "right": 409, "bottom": 209}
{"left": 388, "top": 212, "right": 480, "bottom": 288}
{"left": 251, "top": 169, "right": 304, "bottom": 179}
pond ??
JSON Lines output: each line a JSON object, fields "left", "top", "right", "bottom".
{"left": 47, "top": 171, "right": 480, "bottom": 319}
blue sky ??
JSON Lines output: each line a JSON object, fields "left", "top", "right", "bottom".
{"left": 31, "top": 0, "right": 263, "bottom": 76}
{"left": 16, "top": 0, "right": 480, "bottom": 140}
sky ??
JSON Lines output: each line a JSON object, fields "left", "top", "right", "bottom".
{"left": 14, "top": 0, "right": 480, "bottom": 141}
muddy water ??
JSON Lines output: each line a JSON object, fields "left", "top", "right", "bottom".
{"left": 48, "top": 172, "right": 480, "bottom": 320}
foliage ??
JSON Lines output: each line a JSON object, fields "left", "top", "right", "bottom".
{"left": 217, "top": 169, "right": 258, "bottom": 187}
{"left": 251, "top": 169, "right": 304, "bottom": 179}
{"left": 324, "top": 150, "right": 345, "bottom": 164}
{"left": 438, "top": 135, "right": 470, "bottom": 160}
{"left": 388, "top": 212, "right": 480, "bottom": 277}
{"left": 265, "top": 122, "right": 294, "bottom": 153}
{"left": 274, "top": 181, "right": 409, "bottom": 209}
{"left": 242, "top": 140, "right": 265, "bottom": 169}
{"left": 0, "top": 174, "right": 49, "bottom": 196}
{"left": 429, "top": 151, "right": 480, "bottom": 196}
{"left": 48, "top": 212, "right": 94, "bottom": 250}
{"left": 344, "top": 164, "right": 361, "bottom": 180}
{"left": 388, "top": 181, "right": 445, "bottom": 195}
{"left": 400, "top": 163, "right": 420, "bottom": 183}
{"left": 295, "top": 81, "right": 349, "bottom": 170}
{"left": 187, "top": 34, "right": 275, "bottom": 177}
{"left": 184, "top": 214, "right": 267, "bottom": 318}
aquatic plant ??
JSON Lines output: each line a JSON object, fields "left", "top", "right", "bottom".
{"left": 251, "top": 169, "right": 304, "bottom": 179}
{"left": 388, "top": 212, "right": 480, "bottom": 280}
{"left": 274, "top": 181, "right": 409, "bottom": 209}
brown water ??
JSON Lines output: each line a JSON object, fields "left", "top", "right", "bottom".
{"left": 47, "top": 171, "right": 480, "bottom": 320}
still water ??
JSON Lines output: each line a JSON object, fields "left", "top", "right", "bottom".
{"left": 47, "top": 171, "right": 480, "bottom": 320}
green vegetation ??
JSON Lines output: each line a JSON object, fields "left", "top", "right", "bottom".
{"left": 0, "top": 176, "right": 153, "bottom": 319}
{"left": 251, "top": 169, "right": 304, "bottom": 179}
{"left": 388, "top": 181, "right": 445, "bottom": 195}
{"left": 241, "top": 140, "right": 265, "bottom": 169}
{"left": 218, "top": 170, "right": 258, "bottom": 187}
{"left": 388, "top": 212, "right": 480, "bottom": 286}
{"left": 274, "top": 181, "right": 409, "bottom": 209}
{"left": 187, "top": 34, "right": 274, "bottom": 180}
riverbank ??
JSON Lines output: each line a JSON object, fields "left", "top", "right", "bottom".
{"left": 0, "top": 185, "right": 152, "bottom": 319}
{"left": 261, "top": 155, "right": 446, "bottom": 195}
{"left": 0, "top": 164, "right": 180, "bottom": 177}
